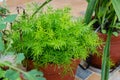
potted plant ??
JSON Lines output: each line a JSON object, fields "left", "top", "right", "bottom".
{"left": 10, "top": 2, "right": 101, "bottom": 80}
{"left": 0, "top": 5, "right": 46, "bottom": 80}
{"left": 84, "top": 0, "right": 120, "bottom": 80}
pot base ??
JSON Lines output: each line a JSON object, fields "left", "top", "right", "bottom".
{"left": 40, "top": 59, "right": 80, "bottom": 80}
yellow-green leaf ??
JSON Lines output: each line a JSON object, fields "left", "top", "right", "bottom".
{"left": 112, "top": 0, "right": 120, "bottom": 21}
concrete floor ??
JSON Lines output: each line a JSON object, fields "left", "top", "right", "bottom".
{"left": 1, "top": 0, "right": 87, "bottom": 17}
{"left": 75, "top": 65, "right": 120, "bottom": 80}
{"left": 1, "top": 0, "right": 120, "bottom": 80}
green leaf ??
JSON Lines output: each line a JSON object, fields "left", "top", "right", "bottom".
{"left": 5, "top": 69, "right": 19, "bottom": 80}
{"left": 0, "top": 32, "right": 2, "bottom": 37}
{"left": 112, "top": 32, "right": 118, "bottom": 37}
{"left": 97, "top": 7, "right": 107, "bottom": 19}
{"left": 26, "top": 69, "right": 46, "bottom": 80}
{"left": 86, "top": 0, "right": 90, "bottom": 2}
{"left": 0, "top": 23, "right": 6, "bottom": 30}
{"left": 101, "top": 29, "right": 112, "bottom": 80}
{"left": 0, "top": 68, "right": 6, "bottom": 78}
{"left": 15, "top": 53, "right": 25, "bottom": 64}
{"left": 112, "top": 0, "right": 120, "bottom": 21}
{"left": 84, "top": 0, "right": 98, "bottom": 24}
{"left": 102, "top": 30, "right": 106, "bottom": 34}
{"left": 28, "top": 69, "right": 43, "bottom": 76}
{"left": 3, "top": 14, "right": 17, "bottom": 22}
{"left": 0, "top": 37, "right": 4, "bottom": 52}
{"left": 6, "top": 51, "right": 15, "bottom": 55}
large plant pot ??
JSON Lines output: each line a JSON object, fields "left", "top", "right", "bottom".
{"left": 24, "top": 59, "right": 80, "bottom": 80}
{"left": 88, "top": 33, "right": 120, "bottom": 68}
{"left": 39, "top": 59, "right": 80, "bottom": 80}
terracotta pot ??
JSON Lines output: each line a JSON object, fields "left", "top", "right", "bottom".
{"left": 24, "top": 60, "right": 34, "bottom": 71}
{"left": 88, "top": 33, "right": 120, "bottom": 68}
{"left": 24, "top": 59, "right": 80, "bottom": 80}
{"left": 40, "top": 59, "right": 80, "bottom": 80}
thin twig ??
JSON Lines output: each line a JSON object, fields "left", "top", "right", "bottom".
{"left": 31, "top": 0, "right": 52, "bottom": 17}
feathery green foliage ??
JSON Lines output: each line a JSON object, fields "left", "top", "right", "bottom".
{"left": 11, "top": 6, "right": 100, "bottom": 68}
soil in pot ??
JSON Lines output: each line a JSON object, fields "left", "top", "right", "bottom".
{"left": 88, "top": 33, "right": 120, "bottom": 69}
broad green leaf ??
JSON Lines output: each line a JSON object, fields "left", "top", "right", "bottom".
{"left": 5, "top": 69, "right": 19, "bottom": 80}
{"left": 28, "top": 69, "right": 43, "bottom": 76}
{"left": 25, "top": 69, "right": 46, "bottom": 80}
{"left": 3, "top": 14, "right": 17, "bottom": 22}
{"left": 15, "top": 53, "right": 25, "bottom": 64}
{"left": 112, "top": 0, "right": 120, "bottom": 21}
{"left": 0, "top": 68, "right": 6, "bottom": 78}
{"left": 84, "top": 0, "right": 98, "bottom": 24}
{"left": 102, "top": 30, "right": 106, "bottom": 34}
{"left": 0, "top": 37, "right": 4, "bottom": 52}
{"left": 112, "top": 32, "right": 118, "bottom": 37}
{"left": 0, "top": 23, "right": 6, "bottom": 30}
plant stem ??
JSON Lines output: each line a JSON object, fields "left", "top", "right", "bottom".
{"left": 0, "top": 61, "right": 34, "bottom": 80}
{"left": 31, "top": 0, "right": 52, "bottom": 17}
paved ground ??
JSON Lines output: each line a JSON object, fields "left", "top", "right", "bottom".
{"left": 75, "top": 64, "right": 120, "bottom": 80}
{"left": 3, "top": 0, "right": 87, "bottom": 17}
{"left": 1, "top": 0, "right": 120, "bottom": 80}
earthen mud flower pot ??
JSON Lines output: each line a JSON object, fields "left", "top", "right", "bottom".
{"left": 88, "top": 33, "right": 120, "bottom": 68}
{"left": 39, "top": 59, "right": 80, "bottom": 80}
{"left": 24, "top": 59, "right": 80, "bottom": 80}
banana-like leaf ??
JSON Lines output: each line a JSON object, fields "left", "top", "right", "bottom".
{"left": 101, "top": 29, "right": 112, "bottom": 80}
{"left": 84, "top": 0, "right": 98, "bottom": 24}
{"left": 112, "top": 0, "right": 120, "bottom": 21}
